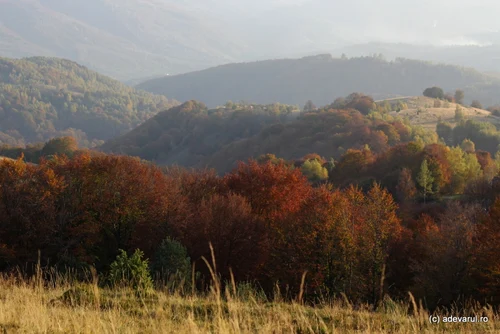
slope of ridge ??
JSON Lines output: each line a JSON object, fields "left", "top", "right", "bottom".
{"left": 100, "top": 100, "right": 299, "bottom": 168}
{"left": 101, "top": 98, "right": 436, "bottom": 173}
{"left": 137, "top": 55, "right": 500, "bottom": 108}
{"left": 0, "top": 56, "right": 177, "bottom": 147}
{"left": 0, "top": 0, "right": 244, "bottom": 80}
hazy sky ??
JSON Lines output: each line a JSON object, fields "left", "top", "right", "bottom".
{"left": 210, "top": 0, "right": 500, "bottom": 45}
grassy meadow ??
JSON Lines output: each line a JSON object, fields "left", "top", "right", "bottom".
{"left": 0, "top": 269, "right": 498, "bottom": 334}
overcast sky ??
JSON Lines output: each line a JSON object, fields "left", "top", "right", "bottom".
{"left": 205, "top": 0, "right": 500, "bottom": 45}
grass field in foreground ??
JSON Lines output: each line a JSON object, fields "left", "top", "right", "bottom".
{"left": 0, "top": 273, "right": 498, "bottom": 334}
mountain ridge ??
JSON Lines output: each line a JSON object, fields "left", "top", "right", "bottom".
{"left": 137, "top": 55, "right": 500, "bottom": 108}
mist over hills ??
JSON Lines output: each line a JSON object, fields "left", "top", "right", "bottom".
{"left": 2, "top": 0, "right": 500, "bottom": 81}
{"left": 138, "top": 55, "right": 500, "bottom": 108}
{"left": 0, "top": 0, "right": 245, "bottom": 80}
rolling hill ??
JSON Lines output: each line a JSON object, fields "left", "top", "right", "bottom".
{"left": 379, "top": 96, "right": 500, "bottom": 130}
{"left": 101, "top": 98, "right": 438, "bottom": 173}
{"left": 0, "top": 56, "right": 177, "bottom": 147}
{"left": 137, "top": 55, "right": 500, "bottom": 108}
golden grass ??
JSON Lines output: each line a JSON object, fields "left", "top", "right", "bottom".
{"left": 387, "top": 96, "right": 500, "bottom": 130}
{"left": 0, "top": 272, "right": 498, "bottom": 334}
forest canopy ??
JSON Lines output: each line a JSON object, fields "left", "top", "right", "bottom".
{"left": 0, "top": 56, "right": 177, "bottom": 147}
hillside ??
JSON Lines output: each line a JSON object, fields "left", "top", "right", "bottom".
{"left": 0, "top": 56, "right": 177, "bottom": 147}
{"left": 334, "top": 43, "right": 500, "bottom": 74}
{"left": 0, "top": 0, "right": 245, "bottom": 80}
{"left": 137, "top": 55, "right": 500, "bottom": 108}
{"left": 102, "top": 98, "right": 435, "bottom": 173}
{"left": 101, "top": 100, "right": 301, "bottom": 168}
{"left": 382, "top": 96, "right": 500, "bottom": 129}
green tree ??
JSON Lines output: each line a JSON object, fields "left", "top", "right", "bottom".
{"left": 454, "top": 90, "right": 465, "bottom": 105}
{"left": 301, "top": 159, "right": 329, "bottom": 183}
{"left": 108, "top": 249, "right": 154, "bottom": 294}
{"left": 460, "top": 139, "right": 476, "bottom": 153}
{"left": 423, "top": 87, "right": 444, "bottom": 99}
{"left": 417, "top": 159, "right": 434, "bottom": 203}
{"left": 152, "top": 238, "right": 192, "bottom": 289}
{"left": 455, "top": 106, "right": 465, "bottom": 123}
{"left": 437, "top": 121, "right": 453, "bottom": 145}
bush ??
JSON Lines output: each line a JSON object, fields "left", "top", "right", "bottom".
{"left": 108, "top": 249, "right": 153, "bottom": 293}
{"left": 151, "top": 238, "right": 192, "bottom": 289}
{"left": 455, "top": 106, "right": 465, "bottom": 123}
{"left": 57, "top": 285, "right": 100, "bottom": 308}
{"left": 423, "top": 86, "right": 444, "bottom": 99}
{"left": 471, "top": 100, "right": 483, "bottom": 109}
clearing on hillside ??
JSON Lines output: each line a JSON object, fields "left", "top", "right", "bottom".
{"left": 383, "top": 96, "right": 500, "bottom": 129}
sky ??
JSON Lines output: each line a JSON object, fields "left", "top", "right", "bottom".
{"left": 210, "top": 0, "right": 500, "bottom": 45}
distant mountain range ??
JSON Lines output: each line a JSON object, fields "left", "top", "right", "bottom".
{"left": 0, "top": 0, "right": 245, "bottom": 80}
{"left": 137, "top": 54, "right": 500, "bottom": 108}
{"left": 2, "top": 0, "right": 500, "bottom": 81}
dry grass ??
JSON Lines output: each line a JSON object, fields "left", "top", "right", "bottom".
{"left": 0, "top": 272, "right": 498, "bottom": 333}
{"left": 386, "top": 96, "right": 500, "bottom": 130}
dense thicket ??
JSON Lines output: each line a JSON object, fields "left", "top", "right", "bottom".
{"left": 1, "top": 153, "right": 500, "bottom": 309}
{"left": 0, "top": 57, "right": 177, "bottom": 147}
{"left": 138, "top": 55, "right": 500, "bottom": 107}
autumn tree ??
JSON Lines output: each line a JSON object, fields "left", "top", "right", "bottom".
{"left": 461, "top": 138, "right": 476, "bottom": 153}
{"left": 358, "top": 184, "right": 402, "bottom": 304}
{"left": 396, "top": 168, "right": 417, "bottom": 203}
{"left": 344, "top": 93, "right": 375, "bottom": 115}
{"left": 321, "top": 185, "right": 402, "bottom": 303}
{"left": 225, "top": 160, "right": 311, "bottom": 221}
{"left": 48, "top": 153, "right": 175, "bottom": 268}
{"left": 0, "top": 157, "right": 65, "bottom": 268}
{"left": 41, "top": 136, "right": 78, "bottom": 158}
{"left": 188, "top": 193, "right": 266, "bottom": 281}
{"left": 411, "top": 203, "right": 483, "bottom": 307}
{"left": 471, "top": 198, "right": 500, "bottom": 303}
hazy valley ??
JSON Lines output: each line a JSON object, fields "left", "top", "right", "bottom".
{"left": 2, "top": 1, "right": 500, "bottom": 333}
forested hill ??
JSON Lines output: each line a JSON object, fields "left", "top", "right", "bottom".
{"left": 100, "top": 100, "right": 301, "bottom": 169}
{"left": 0, "top": 56, "right": 177, "bottom": 147}
{"left": 101, "top": 98, "right": 437, "bottom": 173}
{"left": 137, "top": 55, "right": 500, "bottom": 108}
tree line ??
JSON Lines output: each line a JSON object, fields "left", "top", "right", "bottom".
{"left": 1, "top": 151, "right": 500, "bottom": 309}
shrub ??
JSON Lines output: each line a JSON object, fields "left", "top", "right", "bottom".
{"left": 58, "top": 285, "right": 100, "bottom": 308}
{"left": 108, "top": 249, "right": 153, "bottom": 293}
{"left": 151, "top": 238, "right": 192, "bottom": 289}
{"left": 423, "top": 87, "right": 444, "bottom": 99}
{"left": 471, "top": 100, "right": 483, "bottom": 109}
{"left": 455, "top": 106, "right": 465, "bottom": 123}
